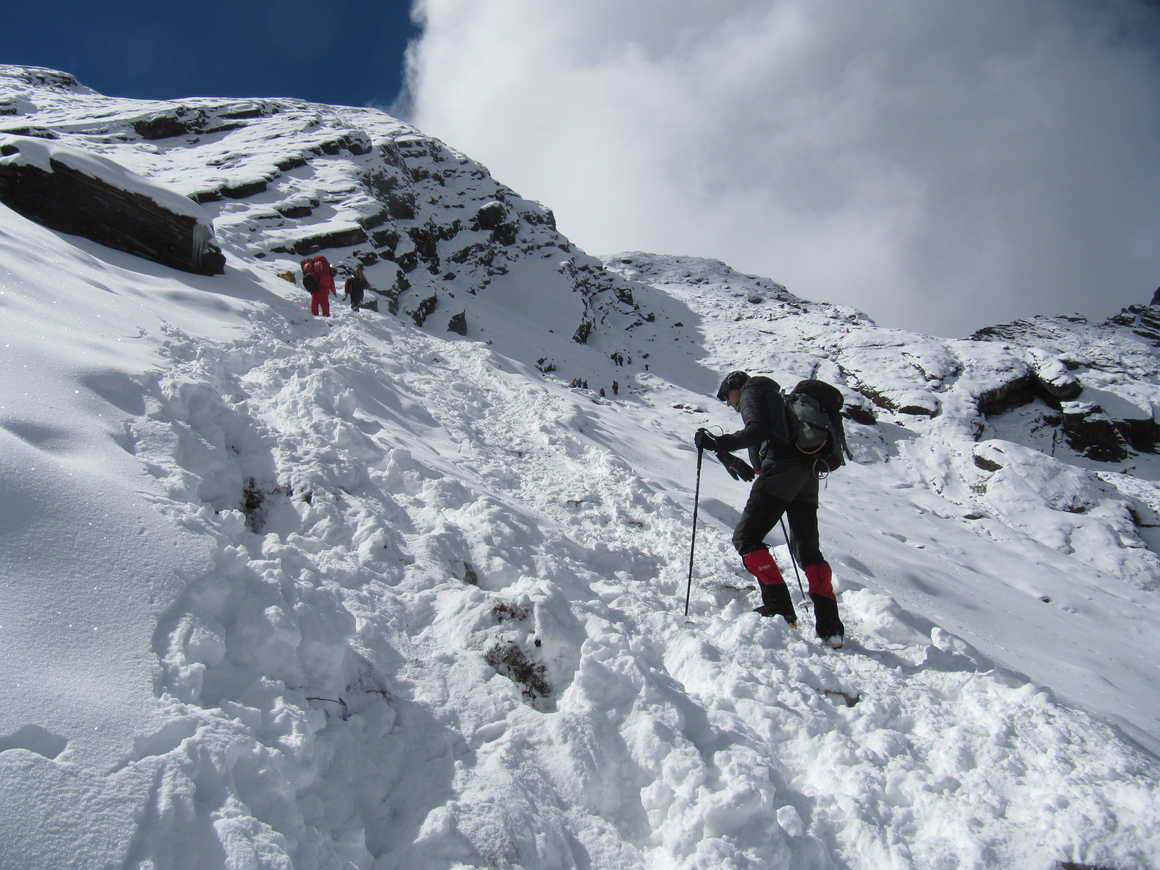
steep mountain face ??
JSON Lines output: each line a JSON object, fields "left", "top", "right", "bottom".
{"left": 2, "top": 65, "right": 1159, "bottom": 870}
{"left": 0, "top": 64, "right": 678, "bottom": 385}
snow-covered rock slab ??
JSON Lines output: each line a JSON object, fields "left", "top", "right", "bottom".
{"left": 0, "top": 134, "right": 224, "bottom": 274}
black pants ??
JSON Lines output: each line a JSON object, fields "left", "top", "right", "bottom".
{"left": 732, "top": 461, "right": 823, "bottom": 564}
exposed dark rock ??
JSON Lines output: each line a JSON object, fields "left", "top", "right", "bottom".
{"left": 1107, "top": 303, "right": 1160, "bottom": 346}
{"left": 358, "top": 208, "right": 391, "bottom": 230}
{"left": 274, "top": 227, "right": 369, "bottom": 256}
{"left": 573, "top": 320, "right": 594, "bottom": 344}
{"left": 1061, "top": 407, "right": 1129, "bottom": 462}
{"left": 899, "top": 403, "right": 938, "bottom": 417}
{"left": 973, "top": 453, "right": 1003, "bottom": 472}
{"left": 410, "top": 295, "right": 437, "bottom": 326}
{"left": 0, "top": 150, "right": 224, "bottom": 275}
{"left": 371, "top": 228, "right": 400, "bottom": 252}
{"left": 277, "top": 202, "right": 315, "bottom": 219}
{"left": 17, "top": 68, "right": 85, "bottom": 91}
{"left": 1034, "top": 372, "right": 1083, "bottom": 402}
{"left": 362, "top": 169, "right": 402, "bottom": 197}
{"left": 381, "top": 271, "right": 410, "bottom": 314}
{"left": 395, "top": 250, "right": 419, "bottom": 273}
{"left": 474, "top": 201, "right": 506, "bottom": 230}
{"left": 386, "top": 192, "right": 416, "bottom": 220}
{"left": 1152, "top": 286, "right": 1160, "bottom": 307}
{"left": 857, "top": 386, "right": 898, "bottom": 412}
{"left": 0, "top": 126, "right": 58, "bottom": 140}
{"left": 976, "top": 375, "right": 1038, "bottom": 416}
{"left": 492, "top": 600, "right": 530, "bottom": 622}
{"left": 520, "top": 207, "right": 556, "bottom": 230}
{"left": 484, "top": 641, "right": 550, "bottom": 703}
{"left": 241, "top": 477, "right": 292, "bottom": 533}
{"left": 315, "top": 138, "right": 346, "bottom": 156}
{"left": 201, "top": 123, "right": 247, "bottom": 137}
{"left": 450, "top": 242, "right": 496, "bottom": 267}
{"left": 133, "top": 109, "right": 206, "bottom": 140}
{"left": 843, "top": 405, "right": 877, "bottom": 426}
{"left": 448, "top": 311, "right": 468, "bottom": 335}
{"left": 376, "top": 141, "right": 409, "bottom": 173}
{"left": 1118, "top": 417, "right": 1160, "bottom": 454}
{"left": 302, "top": 132, "right": 372, "bottom": 157}
{"left": 491, "top": 221, "right": 518, "bottom": 246}
{"left": 346, "top": 132, "right": 372, "bottom": 155}
{"left": 218, "top": 107, "right": 267, "bottom": 120}
{"left": 405, "top": 221, "right": 461, "bottom": 272}
{"left": 408, "top": 224, "right": 440, "bottom": 266}
{"left": 275, "top": 155, "right": 308, "bottom": 172}
{"left": 190, "top": 189, "right": 223, "bottom": 204}
{"left": 221, "top": 178, "right": 268, "bottom": 199}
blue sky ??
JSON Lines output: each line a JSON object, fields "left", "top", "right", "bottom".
{"left": 2, "top": 0, "right": 417, "bottom": 107}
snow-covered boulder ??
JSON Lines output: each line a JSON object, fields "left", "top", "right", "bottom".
{"left": 0, "top": 135, "right": 224, "bottom": 274}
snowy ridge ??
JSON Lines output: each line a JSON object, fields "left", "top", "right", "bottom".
{"left": 0, "top": 63, "right": 675, "bottom": 385}
{"left": 1, "top": 67, "right": 1159, "bottom": 869}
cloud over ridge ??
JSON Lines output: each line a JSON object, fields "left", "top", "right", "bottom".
{"left": 401, "top": 0, "right": 1160, "bottom": 336}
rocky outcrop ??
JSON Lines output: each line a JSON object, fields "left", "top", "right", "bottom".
{"left": 0, "top": 136, "right": 224, "bottom": 275}
{"left": 1060, "top": 404, "right": 1130, "bottom": 462}
{"left": 1107, "top": 303, "right": 1160, "bottom": 347}
{"left": 270, "top": 227, "right": 370, "bottom": 257}
{"left": 410, "top": 295, "right": 437, "bottom": 326}
{"left": 975, "top": 367, "right": 1082, "bottom": 418}
{"left": 133, "top": 109, "right": 205, "bottom": 140}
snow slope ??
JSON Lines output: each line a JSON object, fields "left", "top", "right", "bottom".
{"left": 1, "top": 65, "right": 1158, "bottom": 870}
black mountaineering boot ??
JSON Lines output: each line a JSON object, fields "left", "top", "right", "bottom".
{"left": 805, "top": 562, "right": 844, "bottom": 648}
{"left": 742, "top": 548, "right": 798, "bottom": 627}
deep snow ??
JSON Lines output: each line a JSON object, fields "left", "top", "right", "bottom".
{"left": 1, "top": 65, "right": 1158, "bottom": 870}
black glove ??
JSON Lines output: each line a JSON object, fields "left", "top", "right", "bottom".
{"left": 718, "top": 452, "right": 756, "bottom": 482}
{"left": 694, "top": 428, "right": 718, "bottom": 451}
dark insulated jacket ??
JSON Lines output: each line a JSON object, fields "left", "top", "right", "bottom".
{"left": 345, "top": 274, "right": 368, "bottom": 305}
{"left": 713, "top": 376, "right": 796, "bottom": 470}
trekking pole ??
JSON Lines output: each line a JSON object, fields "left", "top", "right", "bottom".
{"left": 779, "top": 517, "right": 809, "bottom": 605}
{"left": 684, "top": 447, "right": 705, "bottom": 617}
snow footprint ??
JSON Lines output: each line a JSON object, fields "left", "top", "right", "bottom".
{"left": 0, "top": 724, "right": 68, "bottom": 760}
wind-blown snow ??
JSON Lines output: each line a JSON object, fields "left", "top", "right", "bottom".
{"left": 1, "top": 64, "right": 1158, "bottom": 870}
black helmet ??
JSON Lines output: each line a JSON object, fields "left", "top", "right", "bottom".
{"left": 716, "top": 370, "right": 749, "bottom": 402}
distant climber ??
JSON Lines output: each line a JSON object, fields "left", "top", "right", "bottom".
{"left": 344, "top": 264, "right": 370, "bottom": 312}
{"left": 302, "top": 255, "right": 336, "bottom": 318}
{"left": 694, "top": 370, "right": 845, "bottom": 647}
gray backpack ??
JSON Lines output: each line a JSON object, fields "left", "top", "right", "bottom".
{"left": 784, "top": 380, "right": 850, "bottom": 469}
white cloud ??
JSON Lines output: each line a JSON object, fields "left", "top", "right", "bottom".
{"left": 400, "top": 0, "right": 1160, "bottom": 336}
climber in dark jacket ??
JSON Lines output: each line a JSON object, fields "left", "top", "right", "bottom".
{"left": 344, "top": 265, "right": 369, "bottom": 311}
{"left": 694, "top": 370, "right": 845, "bottom": 646}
